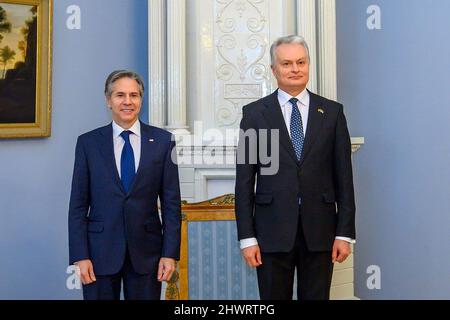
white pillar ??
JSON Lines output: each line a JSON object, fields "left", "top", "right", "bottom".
{"left": 166, "top": 0, "right": 190, "bottom": 135}
{"left": 148, "top": 0, "right": 166, "bottom": 127}
{"left": 317, "top": 0, "right": 337, "bottom": 100}
{"left": 297, "top": 0, "right": 318, "bottom": 94}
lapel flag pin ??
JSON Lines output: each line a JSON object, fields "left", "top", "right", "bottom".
{"left": 318, "top": 108, "right": 324, "bottom": 114}
{"left": 149, "top": 139, "right": 154, "bottom": 142}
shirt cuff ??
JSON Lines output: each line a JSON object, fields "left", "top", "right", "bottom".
{"left": 240, "top": 237, "right": 258, "bottom": 250}
{"left": 335, "top": 236, "right": 356, "bottom": 244}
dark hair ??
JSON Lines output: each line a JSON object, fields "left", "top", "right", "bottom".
{"left": 104, "top": 70, "right": 144, "bottom": 98}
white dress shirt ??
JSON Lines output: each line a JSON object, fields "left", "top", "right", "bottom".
{"left": 112, "top": 120, "right": 141, "bottom": 176}
{"left": 240, "top": 89, "right": 355, "bottom": 250}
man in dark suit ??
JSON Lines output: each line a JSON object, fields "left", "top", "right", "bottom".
{"left": 235, "top": 35, "right": 355, "bottom": 300}
{"left": 68, "top": 70, "right": 181, "bottom": 300}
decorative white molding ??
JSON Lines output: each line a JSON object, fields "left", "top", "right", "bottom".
{"left": 296, "top": 0, "right": 318, "bottom": 93}
{"left": 183, "top": 0, "right": 290, "bottom": 137}
{"left": 214, "top": 0, "right": 271, "bottom": 129}
{"left": 351, "top": 137, "right": 365, "bottom": 153}
{"left": 317, "top": 0, "right": 337, "bottom": 100}
{"left": 185, "top": 0, "right": 215, "bottom": 134}
{"left": 166, "top": 0, "right": 190, "bottom": 135}
{"left": 148, "top": 0, "right": 166, "bottom": 127}
{"left": 177, "top": 144, "right": 236, "bottom": 168}
{"left": 148, "top": 0, "right": 339, "bottom": 135}
{"left": 194, "top": 168, "right": 236, "bottom": 202}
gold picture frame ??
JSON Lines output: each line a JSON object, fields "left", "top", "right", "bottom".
{"left": 0, "top": 0, "right": 52, "bottom": 138}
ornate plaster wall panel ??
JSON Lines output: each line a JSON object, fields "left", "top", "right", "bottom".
{"left": 186, "top": 0, "right": 291, "bottom": 136}
{"left": 214, "top": 0, "right": 271, "bottom": 128}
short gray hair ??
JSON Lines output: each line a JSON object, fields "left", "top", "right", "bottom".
{"left": 104, "top": 70, "right": 145, "bottom": 98}
{"left": 270, "top": 35, "right": 310, "bottom": 66}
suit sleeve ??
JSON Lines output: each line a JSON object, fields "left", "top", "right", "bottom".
{"left": 159, "top": 136, "right": 182, "bottom": 260}
{"left": 334, "top": 104, "right": 356, "bottom": 239}
{"left": 235, "top": 106, "right": 258, "bottom": 240}
{"left": 68, "top": 136, "right": 90, "bottom": 264}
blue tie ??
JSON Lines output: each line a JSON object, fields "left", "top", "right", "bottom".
{"left": 120, "top": 130, "right": 135, "bottom": 193}
{"left": 289, "top": 97, "right": 305, "bottom": 161}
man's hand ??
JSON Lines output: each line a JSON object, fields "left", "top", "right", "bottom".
{"left": 241, "top": 245, "right": 262, "bottom": 268}
{"left": 332, "top": 239, "right": 352, "bottom": 263}
{"left": 75, "top": 259, "right": 96, "bottom": 285}
{"left": 157, "top": 257, "right": 176, "bottom": 282}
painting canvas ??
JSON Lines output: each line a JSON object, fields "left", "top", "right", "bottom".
{"left": 0, "top": 0, "right": 52, "bottom": 138}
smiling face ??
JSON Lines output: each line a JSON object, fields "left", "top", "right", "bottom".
{"left": 271, "top": 43, "right": 310, "bottom": 96}
{"left": 107, "top": 77, "right": 142, "bottom": 129}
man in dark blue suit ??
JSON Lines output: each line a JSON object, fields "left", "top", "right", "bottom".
{"left": 68, "top": 70, "right": 181, "bottom": 300}
{"left": 235, "top": 36, "right": 355, "bottom": 300}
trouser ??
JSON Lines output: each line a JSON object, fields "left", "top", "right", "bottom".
{"left": 257, "top": 213, "right": 334, "bottom": 300}
{"left": 82, "top": 249, "right": 161, "bottom": 300}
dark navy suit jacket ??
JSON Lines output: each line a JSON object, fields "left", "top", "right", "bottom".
{"left": 68, "top": 121, "right": 181, "bottom": 275}
{"left": 235, "top": 90, "right": 355, "bottom": 253}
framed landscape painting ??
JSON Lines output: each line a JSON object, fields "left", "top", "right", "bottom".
{"left": 0, "top": 0, "right": 52, "bottom": 138}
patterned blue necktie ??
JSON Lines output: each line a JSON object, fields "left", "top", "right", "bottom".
{"left": 120, "top": 130, "right": 136, "bottom": 193}
{"left": 289, "top": 97, "right": 305, "bottom": 161}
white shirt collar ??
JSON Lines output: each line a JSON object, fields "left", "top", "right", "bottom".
{"left": 278, "top": 88, "right": 310, "bottom": 107}
{"left": 112, "top": 120, "right": 141, "bottom": 138}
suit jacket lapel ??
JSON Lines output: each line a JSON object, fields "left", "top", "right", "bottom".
{"left": 99, "top": 123, "right": 125, "bottom": 193}
{"left": 127, "top": 122, "right": 156, "bottom": 193}
{"left": 299, "top": 91, "right": 325, "bottom": 167}
{"left": 262, "top": 90, "right": 299, "bottom": 165}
